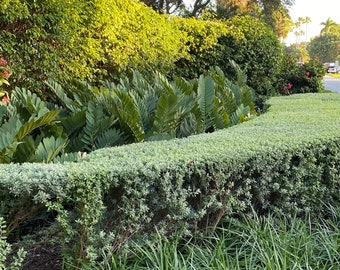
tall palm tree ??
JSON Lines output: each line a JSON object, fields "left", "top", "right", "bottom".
{"left": 320, "top": 18, "right": 338, "bottom": 35}
{"left": 303, "top": 16, "right": 311, "bottom": 42}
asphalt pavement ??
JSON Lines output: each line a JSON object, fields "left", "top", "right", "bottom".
{"left": 323, "top": 75, "right": 340, "bottom": 93}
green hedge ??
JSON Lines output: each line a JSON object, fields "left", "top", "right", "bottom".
{"left": 1, "top": 93, "right": 340, "bottom": 264}
{"left": 0, "top": 0, "right": 186, "bottom": 99}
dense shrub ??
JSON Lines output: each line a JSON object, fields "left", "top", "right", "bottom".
{"left": 1, "top": 2, "right": 283, "bottom": 101}
{"left": 307, "top": 33, "right": 340, "bottom": 63}
{"left": 217, "top": 15, "right": 283, "bottom": 96}
{"left": 172, "top": 15, "right": 284, "bottom": 97}
{"left": 276, "top": 54, "right": 325, "bottom": 95}
{"left": 0, "top": 0, "right": 186, "bottom": 99}
{"left": 170, "top": 17, "right": 227, "bottom": 79}
{"left": 1, "top": 93, "right": 340, "bottom": 265}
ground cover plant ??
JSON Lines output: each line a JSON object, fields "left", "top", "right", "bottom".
{"left": 76, "top": 206, "right": 340, "bottom": 269}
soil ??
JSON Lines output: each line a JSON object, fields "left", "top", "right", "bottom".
{"left": 10, "top": 244, "right": 63, "bottom": 270}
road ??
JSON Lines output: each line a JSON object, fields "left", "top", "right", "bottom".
{"left": 323, "top": 75, "right": 340, "bottom": 93}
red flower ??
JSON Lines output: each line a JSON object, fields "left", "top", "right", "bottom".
{"left": 288, "top": 83, "right": 293, "bottom": 89}
{"left": 3, "top": 70, "right": 9, "bottom": 77}
{"left": 0, "top": 59, "right": 7, "bottom": 66}
{"left": 2, "top": 96, "right": 9, "bottom": 104}
{"left": 306, "top": 71, "right": 310, "bottom": 77}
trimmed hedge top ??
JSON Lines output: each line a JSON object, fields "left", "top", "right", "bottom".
{"left": 81, "top": 93, "right": 340, "bottom": 169}
{"left": 1, "top": 93, "right": 340, "bottom": 263}
{"left": 1, "top": 93, "right": 340, "bottom": 196}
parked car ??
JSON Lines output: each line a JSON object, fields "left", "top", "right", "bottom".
{"left": 327, "top": 64, "right": 337, "bottom": 73}
{"left": 328, "top": 67, "right": 336, "bottom": 73}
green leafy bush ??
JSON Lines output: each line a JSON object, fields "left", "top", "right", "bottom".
{"left": 276, "top": 55, "right": 325, "bottom": 95}
{"left": 1, "top": 93, "right": 340, "bottom": 265}
{"left": 217, "top": 15, "right": 283, "bottom": 96}
{"left": 307, "top": 33, "right": 340, "bottom": 64}
{"left": 170, "top": 17, "right": 227, "bottom": 79}
{"left": 0, "top": 0, "right": 186, "bottom": 99}
{"left": 171, "top": 15, "right": 284, "bottom": 97}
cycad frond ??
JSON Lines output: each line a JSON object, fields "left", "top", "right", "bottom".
{"left": 13, "top": 136, "right": 36, "bottom": 163}
{"left": 211, "top": 97, "right": 230, "bottom": 129}
{"left": 45, "top": 80, "right": 77, "bottom": 112}
{"left": 11, "top": 88, "right": 50, "bottom": 119}
{"left": 34, "top": 136, "right": 68, "bottom": 163}
{"left": 15, "top": 110, "right": 60, "bottom": 141}
{"left": 62, "top": 111, "right": 86, "bottom": 138}
{"left": 81, "top": 101, "right": 117, "bottom": 151}
{"left": 197, "top": 75, "right": 215, "bottom": 131}
{"left": 114, "top": 90, "right": 145, "bottom": 142}
{"left": 152, "top": 92, "right": 179, "bottom": 136}
{"left": 230, "top": 104, "right": 250, "bottom": 127}
{"left": 95, "top": 128, "right": 123, "bottom": 149}
{"left": 53, "top": 152, "right": 81, "bottom": 163}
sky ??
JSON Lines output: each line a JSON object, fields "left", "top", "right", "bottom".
{"left": 286, "top": 0, "right": 340, "bottom": 44}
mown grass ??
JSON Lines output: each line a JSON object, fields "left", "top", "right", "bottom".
{"left": 75, "top": 205, "right": 340, "bottom": 270}
{"left": 328, "top": 73, "right": 340, "bottom": 78}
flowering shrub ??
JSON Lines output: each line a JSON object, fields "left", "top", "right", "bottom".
{"left": 276, "top": 54, "right": 325, "bottom": 95}
{"left": 0, "top": 58, "right": 10, "bottom": 103}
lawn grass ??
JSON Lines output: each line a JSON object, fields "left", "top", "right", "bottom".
{"left": 75, "top": 205, "right": 340, "bottom": 270}
{"left": 327, "top": 73, "right": 340, "bottom": 78}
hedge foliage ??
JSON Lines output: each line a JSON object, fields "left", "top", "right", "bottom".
{"left": 217, "top": 15, "right": 283, "bottom": 95}
{"left": 1, "top": 93, "right": 340, "bottom": 265}
{"left": 0, "top": 0, "right": 187, "bottom": 98}
{"left": 171, "top": 16, "right": 284, "bottom": 96}
{"left": 275, "top": 55, "right": 326, "bottom": 95}
{"left": 1, "top": 1, "right": 284, "bottom": 100}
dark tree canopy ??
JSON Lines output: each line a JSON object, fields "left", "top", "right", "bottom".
{"left": 139, "top": 0, "right": 186, "bottom": 14}
{"left": 215, "top": 0, "right": 294, "bottom": 37}
{"left": 139, "top": 0, "right": 213, "bottom": 16}
{"left": 308, "top": 34, "right": 340, "bottom": 63}
{"left": 139, "top": 0, "right": 294, "bottom": 20}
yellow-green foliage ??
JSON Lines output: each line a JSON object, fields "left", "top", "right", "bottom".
{"left": 0, "top": 0, "right": 187, "bottom": 97}
{"left": 170, "top": 17, "right": 228, "bottom": 78}
{"left": 173, "top": 17, "right": 227, "bottom": 55}
{"left": 72, "top": 0, "right": 187, "bottom": 77}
